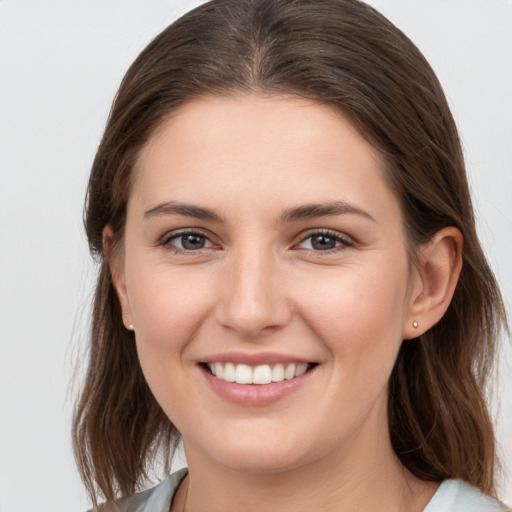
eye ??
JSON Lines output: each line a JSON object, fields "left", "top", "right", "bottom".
{"left": 163, "top": 231, "right": 215, "bottom": 252}
{"left": 296, "top": 230, "right": 353, "bottom": 252}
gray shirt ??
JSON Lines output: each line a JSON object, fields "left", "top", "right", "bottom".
{"left": 101, "top": 468, "right": 510, "bottom": 512}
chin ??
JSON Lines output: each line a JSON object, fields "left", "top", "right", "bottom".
{"left": 215, "top": 446, "right": 308, "bottom": 475}
{"left": 186, "top": 422, "right": 317, "bottom": 474}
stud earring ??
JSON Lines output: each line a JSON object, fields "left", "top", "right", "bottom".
{"left": 128, "top": 324, "right": 135, "bottom": 331}
{"left": 412, "top": 321, "right": 419, "bottom": 329}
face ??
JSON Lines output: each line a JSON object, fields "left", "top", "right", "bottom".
{"left": 113, "top": 95, "right": 420, "bottom": 475}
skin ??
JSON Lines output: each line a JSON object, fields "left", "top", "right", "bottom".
{"left": 108, "top": 95, "right": 462, "bottom": 512}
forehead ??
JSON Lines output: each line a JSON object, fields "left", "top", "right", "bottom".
{"left": 140, "top": 94, "right": 378, "bottom": 168}
{"left": 131, "top": 94, "right": 401, "bottom": 224}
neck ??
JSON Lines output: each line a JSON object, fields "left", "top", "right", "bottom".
{"left": 178, "top": 421, "right": 438, "bottom": 512}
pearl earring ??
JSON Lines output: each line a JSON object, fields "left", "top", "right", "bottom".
{"left": 128, "top": 324, "right": 135, "bottom": 331}
{"left": 412, "top": 321, "right": 419, "bottom": 329}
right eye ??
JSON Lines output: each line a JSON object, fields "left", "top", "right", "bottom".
{"left": 162, "top": 231, "right": 215, "bottom": 252}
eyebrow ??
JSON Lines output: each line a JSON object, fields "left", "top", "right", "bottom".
{"left": 144, "top": 201, "right": 225, "bottom": 223}
{"left": 143, "top": 200, "right": 375, "bottom": 224}
{"left": 279, "top": 201, "right": 376, "bottom": 223}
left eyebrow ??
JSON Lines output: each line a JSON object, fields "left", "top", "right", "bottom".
{"left": 143, "top": 201, "right": 225, "bottom": 223}
{"left": 279, "top": 201, "right": 376, "bottom": 223}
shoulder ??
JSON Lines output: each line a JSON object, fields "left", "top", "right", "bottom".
{"left": 424, "top": 479, "right": 510, "bottom": 512}
{"left": 92, "top": 468, "right": 188, "bottom": 512}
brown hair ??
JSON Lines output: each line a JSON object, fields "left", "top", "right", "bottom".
{"left": 73, "top": 0, "right": 507, "bottom": 506}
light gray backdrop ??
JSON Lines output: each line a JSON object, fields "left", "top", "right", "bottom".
{"left": 0, "top": 1, "right": 510, "bottom": 510}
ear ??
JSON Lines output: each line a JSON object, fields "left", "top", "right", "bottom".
{"left": 103, "top": 225, "right": 134, "bottom": 331}
{"left": 403, "top": 227, "right": 463, "bottom": 339}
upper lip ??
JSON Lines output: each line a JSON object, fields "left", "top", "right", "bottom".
{"left": 199, "top": 351, "right": 314, "bottom": 366}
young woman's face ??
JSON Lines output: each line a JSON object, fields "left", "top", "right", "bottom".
{"left": 115, "top": 95, "right": 420, "bottom": 474}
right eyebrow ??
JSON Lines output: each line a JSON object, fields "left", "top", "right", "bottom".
{"left": 279, "top": 201, "right": 376, "bottom": 224}
{"left": 143, "top": 201, "right": 225, "bottom": 223}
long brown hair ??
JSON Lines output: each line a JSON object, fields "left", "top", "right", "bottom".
{"left": 73, "top": 0, "right": 507, "bottom": 506}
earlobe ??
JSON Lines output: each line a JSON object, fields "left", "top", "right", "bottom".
{"left": 403, "top": 227, "right": 463, "bottom": 339}
{"left": 103, "top": 225, "right": 133, "bottom": 331}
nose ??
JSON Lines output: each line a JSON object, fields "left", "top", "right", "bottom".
{"left": 215, "top": 246, "right": 292, "bottom": 340}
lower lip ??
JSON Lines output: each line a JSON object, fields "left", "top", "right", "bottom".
{"left": 201, "top": 366, "right": 316, "bottom": 407}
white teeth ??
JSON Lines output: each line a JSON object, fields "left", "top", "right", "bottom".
{"left": 214, "top": 362, "right": 224, "bottom": 379}
{"left": 271, "top": 364, "right": 285, "bottom": 382}
{"left": 223, "top": 362, "right": 236, "bottom": 382}
{"left": 206, "top": 362, "right": 312, "bottom": 385}
{"left": 295, "top": 363, "right": 308, "bottom": 377}
{"left": 253, "top": 365, "right": 272, "bottom": 385}
{"left": 284, "top": 363, "right": 296, "bottom": 380}
{"left": 235, "top": 364, "right": 253, "bottom": 384}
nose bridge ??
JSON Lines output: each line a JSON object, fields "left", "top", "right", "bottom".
{"left": 216, "top": 241, "right": 290, "bottom": 338}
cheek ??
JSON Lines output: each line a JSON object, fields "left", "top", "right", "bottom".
{"left": 295, "top": 261, "right": 410, "bottom": 363}
{"left": 126, "top": 267, "right": 218, "bottom": 418}
{"left": 125, "top": 261, "right": 218, "bottom": 363}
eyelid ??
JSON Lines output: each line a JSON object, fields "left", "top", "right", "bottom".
{"left": 294, "top": 228, "right": 355, "bottom": 251}
{"left": 159, "top": 228, "right": 219, "bottom": 252}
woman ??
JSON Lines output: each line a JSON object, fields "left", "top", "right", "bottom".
{"left": 73, "top": 0, "right": 509, "bottom": 510}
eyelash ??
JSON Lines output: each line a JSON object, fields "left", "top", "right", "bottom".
{"left": 159, "top": 228, "right": 354, "bottom": 255}
{"left": 160, "top": 229, "right": 217, "bottom": 256}
{"left": 295, "top": 229, "right": 354, "bottom": 253}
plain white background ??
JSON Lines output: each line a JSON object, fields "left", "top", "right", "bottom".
{"left": 0, "top": 1, "right": 510, "bottom": 510}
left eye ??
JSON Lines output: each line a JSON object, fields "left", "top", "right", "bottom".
{"left": 297, "top": 232, "right": 351, "bottom": 251}
{"left": 165, "top": 232, "right": 213, "bottom": 251}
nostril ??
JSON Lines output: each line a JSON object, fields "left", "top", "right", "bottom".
{"left": 215, "top": 300, "right": 293, "bottom": 339}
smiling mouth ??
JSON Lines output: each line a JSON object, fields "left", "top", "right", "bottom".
{"left": 201, "top": 362, "right": 317, "bottom": 385}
